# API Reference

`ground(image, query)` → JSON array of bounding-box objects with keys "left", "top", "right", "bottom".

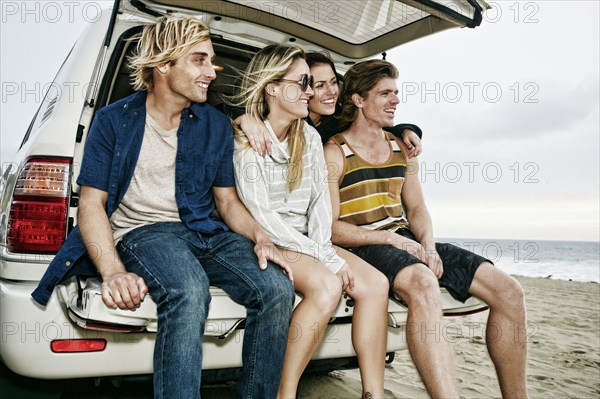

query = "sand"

[{"left": 293, "top": 276, "right": 600, "bottom": 398}]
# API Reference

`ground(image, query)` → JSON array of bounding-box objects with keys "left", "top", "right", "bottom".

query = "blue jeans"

[{"left": 117, "top": 222, "right": 295, "bottom": 399}]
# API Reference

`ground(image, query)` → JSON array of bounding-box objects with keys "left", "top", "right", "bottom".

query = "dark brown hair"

[{"left": 337, "top": 60, "right": 398, "bottom": 129}]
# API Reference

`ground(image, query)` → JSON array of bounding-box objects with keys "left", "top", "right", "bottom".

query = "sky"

[{"left": 1, "top": 0, "right": 598, "bottom": 242}]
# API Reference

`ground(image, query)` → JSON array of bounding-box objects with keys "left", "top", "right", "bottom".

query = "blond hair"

[
  {"left": 129, "top": 16, "right": 211, "bottom": 92},
  {"left": 337, "top": 60, "right": 399, "bottom": 129},
  {"left": 232, "top": 45, "right": 307, "bottom": 191}
]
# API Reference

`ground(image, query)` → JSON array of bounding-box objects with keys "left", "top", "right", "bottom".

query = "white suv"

[{"left": 0, "top": 0, "right": 489, "bottom": 380}]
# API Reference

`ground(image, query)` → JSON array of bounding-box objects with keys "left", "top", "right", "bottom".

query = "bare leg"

[
  {"left": 469, "top": 262, "right": 528, "bottom": 398},
  {"left": 277, "top": 250, "right": 342, "bottom": 399},
  {"left": 393, "top": 263, "right": 459, "bottom": 399},
  {"left": 338, "top": 248, "right": 389, "bottom": 398}
]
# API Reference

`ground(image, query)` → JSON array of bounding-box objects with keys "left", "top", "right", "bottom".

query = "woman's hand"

[
  {"left": 336, "top": 263, "right": 355, "bottom": 292},
  {"left": 235, "top": 114, "right": 272, "bottom": 157},
  {"left": 253, "top": 234, "right": 294, "bottom": 282},
  {"left": 402, "top": 129, "right": 422, "bottom": 159}
]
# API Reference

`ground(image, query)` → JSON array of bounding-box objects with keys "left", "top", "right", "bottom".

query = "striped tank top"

[{"left": 330, "top": 131, "right": 409, "bottom": 232}]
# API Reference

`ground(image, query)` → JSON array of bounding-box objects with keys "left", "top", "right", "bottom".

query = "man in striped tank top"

[{"left": 324, "top": 60, "right": 528, "bottom": 399}]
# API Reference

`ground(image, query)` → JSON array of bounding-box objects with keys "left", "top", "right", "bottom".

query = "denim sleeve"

[
  {"left": 76, "top": 110, "right": 114, "bottom": 192},
  {"left": 212, "top": 123, "right": 236, "bottom": 187}
]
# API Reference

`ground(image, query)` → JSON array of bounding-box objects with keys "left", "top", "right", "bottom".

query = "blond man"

[{"left": 33, "top": 17, "right": 294, "bottom": 398}]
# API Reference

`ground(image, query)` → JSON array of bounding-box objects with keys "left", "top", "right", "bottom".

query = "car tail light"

[
  {"left": 51, "top": 339, "right": 106, "bottom": 353},
  {"left": 7, "top": 158, "right": 72, "bottom": 253}
]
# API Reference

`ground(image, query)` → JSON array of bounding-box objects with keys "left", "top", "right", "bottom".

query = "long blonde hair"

[
  {"left": 232, "top": 44, "right": 307, "bottom": 191},
  {"left": 129, "top": 16, "right": 211, "bottom": 92}
]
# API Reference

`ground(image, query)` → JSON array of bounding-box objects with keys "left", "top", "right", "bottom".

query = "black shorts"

[{"left": 349, "top": 229, "right": 490, "bottom": 303}]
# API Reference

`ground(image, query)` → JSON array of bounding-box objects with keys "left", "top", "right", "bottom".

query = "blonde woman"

[{"left": 231, "top": 45, "right": 389, "bottom": 399}]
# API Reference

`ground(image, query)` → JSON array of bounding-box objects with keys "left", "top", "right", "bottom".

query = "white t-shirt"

[{"left": 110, "top": 114, "right": 180, "bottom": 243}]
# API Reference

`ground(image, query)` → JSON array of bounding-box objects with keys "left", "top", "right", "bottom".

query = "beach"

[
  {"left": 192, "top": 276, "right": 600, "bottom": 398},
  {"left": 295, "top": 276, "right": 600, "bottom": 399},
  {"left": 2, "top": 276, "right": 599, "bottom": 398}
]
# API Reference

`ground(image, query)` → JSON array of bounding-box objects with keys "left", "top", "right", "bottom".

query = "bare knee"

[
  {"left": 492, "top": 275, "right": 525, "bottom": 312},
  {"left": 506, "top": 276, "right": 525, "bottom": 301},
  {"left": 372, "top": 272, "right": 390, "bottom": 302},
  {"left": 304, "top": 274, "right": 342, "bottom": 315},
  {"left": 350, "top": 270, "right": 389, "bottom": 303},
  {"left": 393, "top": 264, "right": 440, "bottom": 307}
]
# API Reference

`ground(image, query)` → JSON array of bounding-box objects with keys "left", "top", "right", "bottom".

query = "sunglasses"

[{"left": 278, "top": 74, "right": 314, "bottom": 92}]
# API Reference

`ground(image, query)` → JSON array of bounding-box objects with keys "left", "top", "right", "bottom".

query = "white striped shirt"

[{"left": 234, "top": 121, "right": 344, "bottom": 273}]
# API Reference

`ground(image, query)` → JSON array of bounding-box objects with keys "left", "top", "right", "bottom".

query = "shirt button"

[
  {"left": 65, "top": 261, "right": 71, "bottom": 266},
  {"left": 189, "top": 115, "right": 193, "bottom": 118}
]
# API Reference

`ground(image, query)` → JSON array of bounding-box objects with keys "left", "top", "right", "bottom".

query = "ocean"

[{"left": 438, "top": 238, "right": 600, "bottom": 283}]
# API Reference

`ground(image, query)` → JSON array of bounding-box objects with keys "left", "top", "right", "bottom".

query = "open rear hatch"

[{"left": 122, "top": 0, "right": 490, "bottom": 59}]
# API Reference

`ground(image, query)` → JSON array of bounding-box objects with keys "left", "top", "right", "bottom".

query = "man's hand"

[
  {"left": 236, "top": 114, "right": 272, "bottom": 157},
  {"left": 254, "top": 239, "right": 294, "bottom": 282},
  {"left": 101, "top": 271, "right": 148, "bottom": 310},
  {"left": 336, "top": 263, "right": 355, "bottom": 292},
  {"left": 386, "top": 232, "right": 444, "bottom": 278},
  {"left": 402, "top": 129, "right": 422, "bottom": 159},
  {"left": 423, "top": 245, "right": 444, "bottom": 279},
  {"left": 385, "top": 231, "right": 427, "bottom": 263}
]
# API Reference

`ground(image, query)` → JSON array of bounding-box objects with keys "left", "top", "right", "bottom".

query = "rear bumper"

[
  {"left": 1, "top": 274, "right": 487, "bottom": 379},
  {"left": 1, "top": 280, "right": 154, "bottom": 378},
  {"left": 0, "top": 280, "right": 409, "bottom": 379}
]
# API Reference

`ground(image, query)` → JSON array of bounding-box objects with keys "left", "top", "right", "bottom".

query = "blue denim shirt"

[{"left": 32, "top": 91, "right": 235, "bottom": 306}]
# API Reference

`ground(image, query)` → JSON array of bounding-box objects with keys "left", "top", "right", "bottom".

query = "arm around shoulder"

[{"left": 385, "top": 123, "right": 422, "bottom": 140}]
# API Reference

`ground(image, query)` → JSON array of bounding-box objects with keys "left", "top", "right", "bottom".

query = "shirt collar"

[
  {"left": 123, "top": 90, "right": 148, "bottom": 110},
  {"left": 189, "top": 101, "right": 207, "bottom": 119},
  {"left": 126, "top": 91, "right": 206, "bottom": 119}
]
